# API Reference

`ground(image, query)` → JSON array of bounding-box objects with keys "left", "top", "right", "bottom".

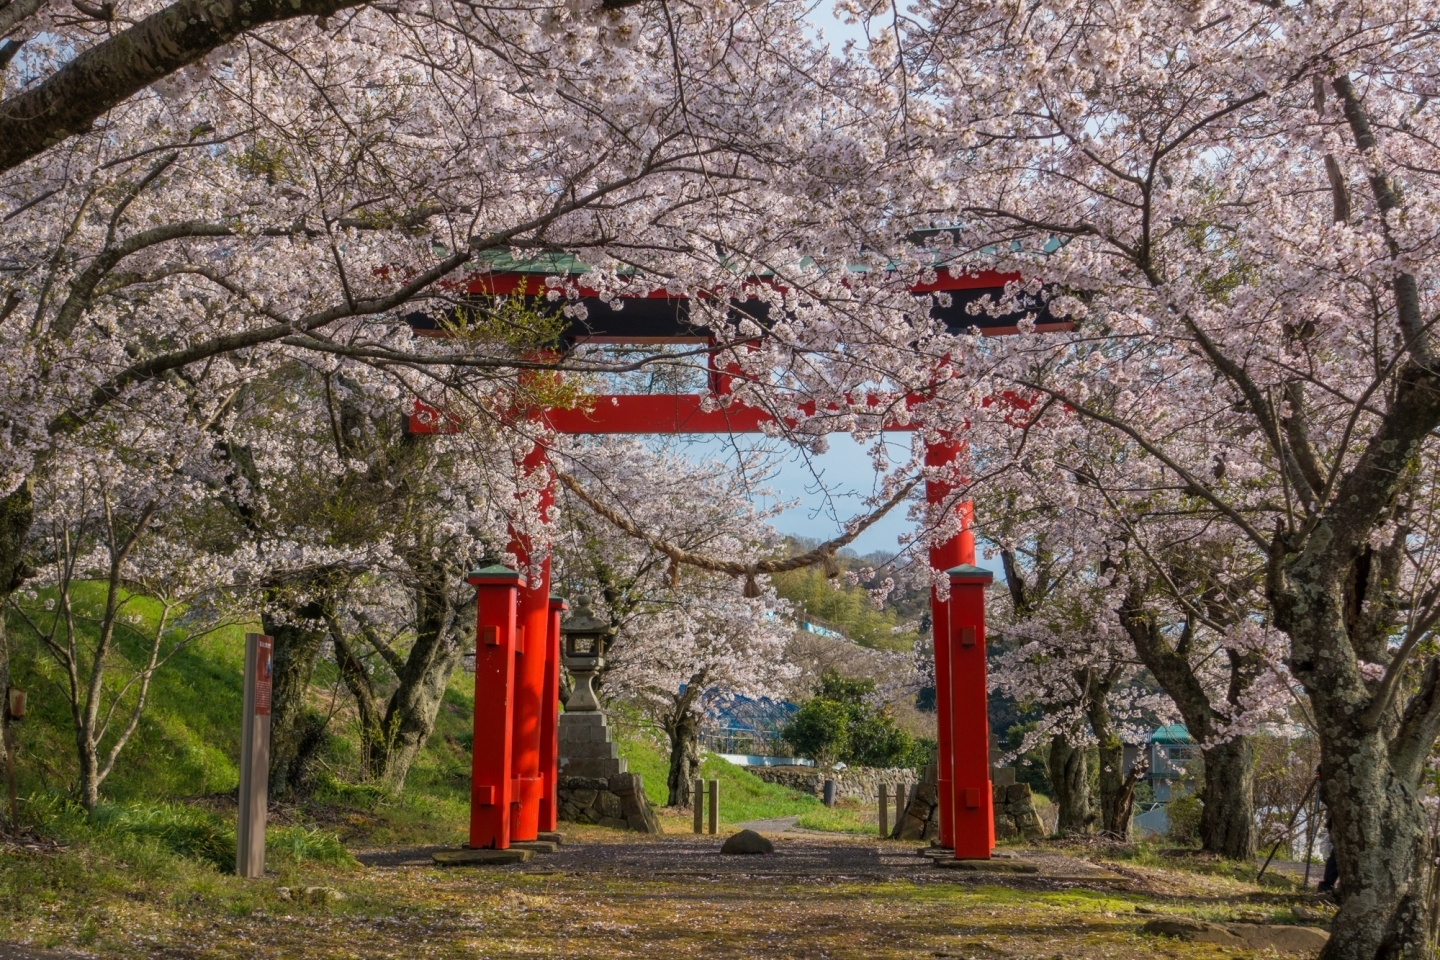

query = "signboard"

[{"left": 237, "top": 633, "right": 273, "bottom": 878}]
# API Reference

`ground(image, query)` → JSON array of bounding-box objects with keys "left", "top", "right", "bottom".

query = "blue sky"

[{"left": 677, "top": 433, "right": 919, "bottom": 557}]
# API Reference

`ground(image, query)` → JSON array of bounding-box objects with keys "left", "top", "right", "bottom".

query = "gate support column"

[
  {"left": 947, "top": 563, "right": 994, "bottom": 859},
  {"left": 925, "top": 438, "right": 973, "bottom": 850},
  {"left": 508, "top": 442, "right": 553, "bottom": 842},
  {"left": 539, "top": 595, "right": 567, "bottom": 832},
  {"left": 468, "top": 565, "right": 521, "bottom": 850}
]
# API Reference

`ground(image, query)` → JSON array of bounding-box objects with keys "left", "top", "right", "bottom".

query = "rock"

[
  {"left": 720, "top": 829, "right": 775, "bottom": 855},
  {"left": 1229, "top": 924, "right": 1331, "bottom": 953},
  {"left": 1292, "top": 905, "right": 1325, "bottom": 922},
  {"left": 303, "top": 886, "right": 345, "bottom": 903},
  {"left": 599, "top": 792, "right": 625, "bottom": 820},
  {"left": 570, "top": 788, "right": 598, "bottom": 808},
  {"left": 1141, "top": 918, "right": 1244, "bottom": 946},
  {"left": 1006, "top": 783, "right": 1031, "bottom": 802},
  {"left": 275, "top": 887, "right": 292, "bottom": 901},
  {"left": 598, "top": 816, "right": 630, "bottom": 830},
  {"left": 1141, "top": 919, "right": 1329, "bottom": 953},
  {"left": 536, "top": 831, "right": 564, "bottom": 845}
]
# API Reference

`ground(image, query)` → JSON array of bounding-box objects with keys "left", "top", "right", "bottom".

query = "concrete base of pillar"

[
  {"left": 509, "top": 840, "right": 559, "bottom": 853},
  {"left": 536, "top": 831, "right": 564, "bottom": 845},
  {"left": 433, "top": 848, "right": 535, "bottom": 866},
  {"left": 934, "top": 858, "right": 1039, "bottom": 873}
]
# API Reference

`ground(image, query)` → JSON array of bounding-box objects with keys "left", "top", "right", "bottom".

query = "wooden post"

[
  {"left": 708, "top": 779, "right": 719, "bottom": 835},
  {"left": 878, "top": 783, "right": 889, "bottom": 838},
  {"left": 694, "top": 778, "right": 705, "bottom": 834},
  {"left": 236, "top": 633, "right": 273, "bottom": 878}
]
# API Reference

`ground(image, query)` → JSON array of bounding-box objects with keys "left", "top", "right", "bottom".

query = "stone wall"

[
  {"left": 891, "top": 779, "right": 1045, "bottom": 843},
  {"left": 557, "top": 772, "right": 662, "bottom": 834},
  {"left": 746, "top": 764, "right": 919, "bottom": 805}
]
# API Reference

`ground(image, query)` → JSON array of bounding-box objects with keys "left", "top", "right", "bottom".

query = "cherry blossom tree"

[
  {"left": 552, "top": 437, "right": 796, "bottom": 806},
  {"left": 880, "top": 1, "right": 1440, "bottom": 952}
]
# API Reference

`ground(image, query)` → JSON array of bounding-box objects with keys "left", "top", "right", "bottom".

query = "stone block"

[
  {"left": 1006, "top": 782, "right": 1031, "bottom": 802},
  {"left": 433, "top": 848, "right": 534, "bottom": 866},
  {"left": 915, "top": 782, "right": 938, "bottom": 804},
  {"left": 536, "top": 831, "right": 564, "bottom": 845},
  {"left": 894, "top": 813, "right": 927, "bottom": 841},
  {"left": 934, "top": 857, "right": 1039, "bottom": 873},
  {"left": 558, "top": 757, "right": 628, "bottom": 778},
  {"left": 598, "top": 816, "right": 630, "bottom": 830},
  {"left": 994, "top": 819, "right": 1018, "bottom": 840},
  {"left": 570, "top": 788, "right": 598, "bottom": 808},
  {"left": 993, "top": 767, "right": 1017, "bottom": 788},
  {"left": 559, "top": 776, "right": 609, "bottom": 791},
  {"left": 599, "top": 792, "right": 625, "bottom": 820},
  {"left": 562, "top": 740, "right": 620, "bottom": 759},
  {"left": 609, "top": 772, "right": 641, "bottom": 795},
  {"left": 559, "top": 712, "right": 607, "bottom": 728},
  {"left": 509, "top": 840, "right": 558, "bottom": 854}
]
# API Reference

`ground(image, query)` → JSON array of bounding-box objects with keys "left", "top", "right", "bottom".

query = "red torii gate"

[{"left": 409, "top": 263, "right": 1062, "bottom": 860}]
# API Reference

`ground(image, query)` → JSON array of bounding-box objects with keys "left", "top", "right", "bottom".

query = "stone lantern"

[{"left": 559, "top": 601, "right": 613, "bottom": 713}]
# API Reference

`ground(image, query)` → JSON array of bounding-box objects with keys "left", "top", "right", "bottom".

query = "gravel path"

[{"left": 356, "top": 830, "right": 1128, "bottom": 886}]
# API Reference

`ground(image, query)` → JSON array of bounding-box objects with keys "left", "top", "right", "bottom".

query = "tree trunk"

[
  {"left": 77, "top": 730, "right": 99, "bottom": 812},
  {"left": 372, "top": 568, "right": 466, "bottom": 791},
  {"left": 665, "top": 708, "right": 701, "bottom": 808},
  {"left": 1120, "top": 595, "right": 1258, "bottom": 859},
  {"left": 1199, "top": 735, "right": 1256, "bottom": 861},
  {"left": 0, "top": 481, "right": 33, "bottom": 814},
  {"left": 1089, "top": 706, "right": 1135, "bottom": 839},
  {"left": 1047, "top": 733, "right": 1091, "bottom": 834},
  {"left": 1316, "top": 726, "right": 1429, "bottom": 960},
  {"left": 263, "top": 604, "right": 330, "bottom": 798}
]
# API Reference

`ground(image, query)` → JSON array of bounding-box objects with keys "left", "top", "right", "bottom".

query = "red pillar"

[
  {"left": 538, "top": 595, "right": 567, "bottom": 833},
  {"left": 926, "top": 439, "right": 965, "bottom": 850},
  {"left": 948, "top": 561, "right": 993, "bottom": 859},
  {"left": 508, "top": 442, "right": 553, "bottom": 842},
  {"left": 468, "top": 565, "right": 521, "bottom": 850}
]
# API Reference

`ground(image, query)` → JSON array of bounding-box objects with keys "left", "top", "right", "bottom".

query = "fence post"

[
  {"left": 708, "top": 779, "right": 719, "bottom": 835},
  {"left": 878, "top": 783, "right": 889, "bottom": 838},
  {"left": 694, "top": 777, "right": 704, "bottom": 834}
]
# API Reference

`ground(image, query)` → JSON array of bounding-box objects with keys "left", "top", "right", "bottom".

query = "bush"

[
  {"left": 783, "top": 672, "right": 921, "bottom": 769},
  {"left": 1166, "top": 792, "right": 1203, "bottom": 847},
  {"left": 784, "top": 698, "right": 851, "bottom": 765}
]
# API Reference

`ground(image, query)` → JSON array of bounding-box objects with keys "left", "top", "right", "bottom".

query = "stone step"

[
  {"left": 558, "top": 757, "right": 628, "bottom": 778},
  {"left": 559, "top": 740, "right": 619, "bottom": 759},
  {"left": 558, "top": 712, "right": 608, "bottom": 728},
  {"left": 558, "top": 723, "right": 613, "bottom": 743}
]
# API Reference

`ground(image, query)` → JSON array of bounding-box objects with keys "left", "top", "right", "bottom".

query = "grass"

[
  {"left": 0, "top": 822, "right": 1329, "bottom": 959},
  {"left": 608, "top": 724, "right": 881, "bottom": 833}
]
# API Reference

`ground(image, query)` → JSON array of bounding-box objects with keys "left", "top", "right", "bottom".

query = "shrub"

[
  {"left": 783, "top": 672, "right": 921, "bottom": 769},
  {"left": 1166, "top": 792, "right": 1203, "bottom": 847}
]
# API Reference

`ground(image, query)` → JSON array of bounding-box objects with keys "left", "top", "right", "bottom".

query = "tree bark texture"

[
  {"left": 665, "top": 708, "right": 701, "bottom": 808},
  {"left": 1047, "top": 734, "right": 1091, "bottom": 834},
  {"left": 263, "top": 604, "right": 330, "bottom": 798},
  {"left": 1199, "top": 736, "right": 1256, "bottom": 861},
  {"left": 663, "top": 676, "right": 705, "bottom": 808},
  {"left": 0, "top": 0, "right": 360, "bottom": 174},
  {"left": 1086, "top": 685, "right": 1137, "bottom": 840}
]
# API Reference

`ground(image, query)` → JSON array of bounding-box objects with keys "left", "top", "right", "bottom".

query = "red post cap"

[
  {"left": 946, "top": 564, "right": 995, "bottom": 584},
  {"left": 468, "top": 564, "right": 522, "bottom": 585}
]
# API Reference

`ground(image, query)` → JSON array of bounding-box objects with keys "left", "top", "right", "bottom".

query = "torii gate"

[{"left": 407, "top": 262, "right": 1063, "bottom": 860}]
